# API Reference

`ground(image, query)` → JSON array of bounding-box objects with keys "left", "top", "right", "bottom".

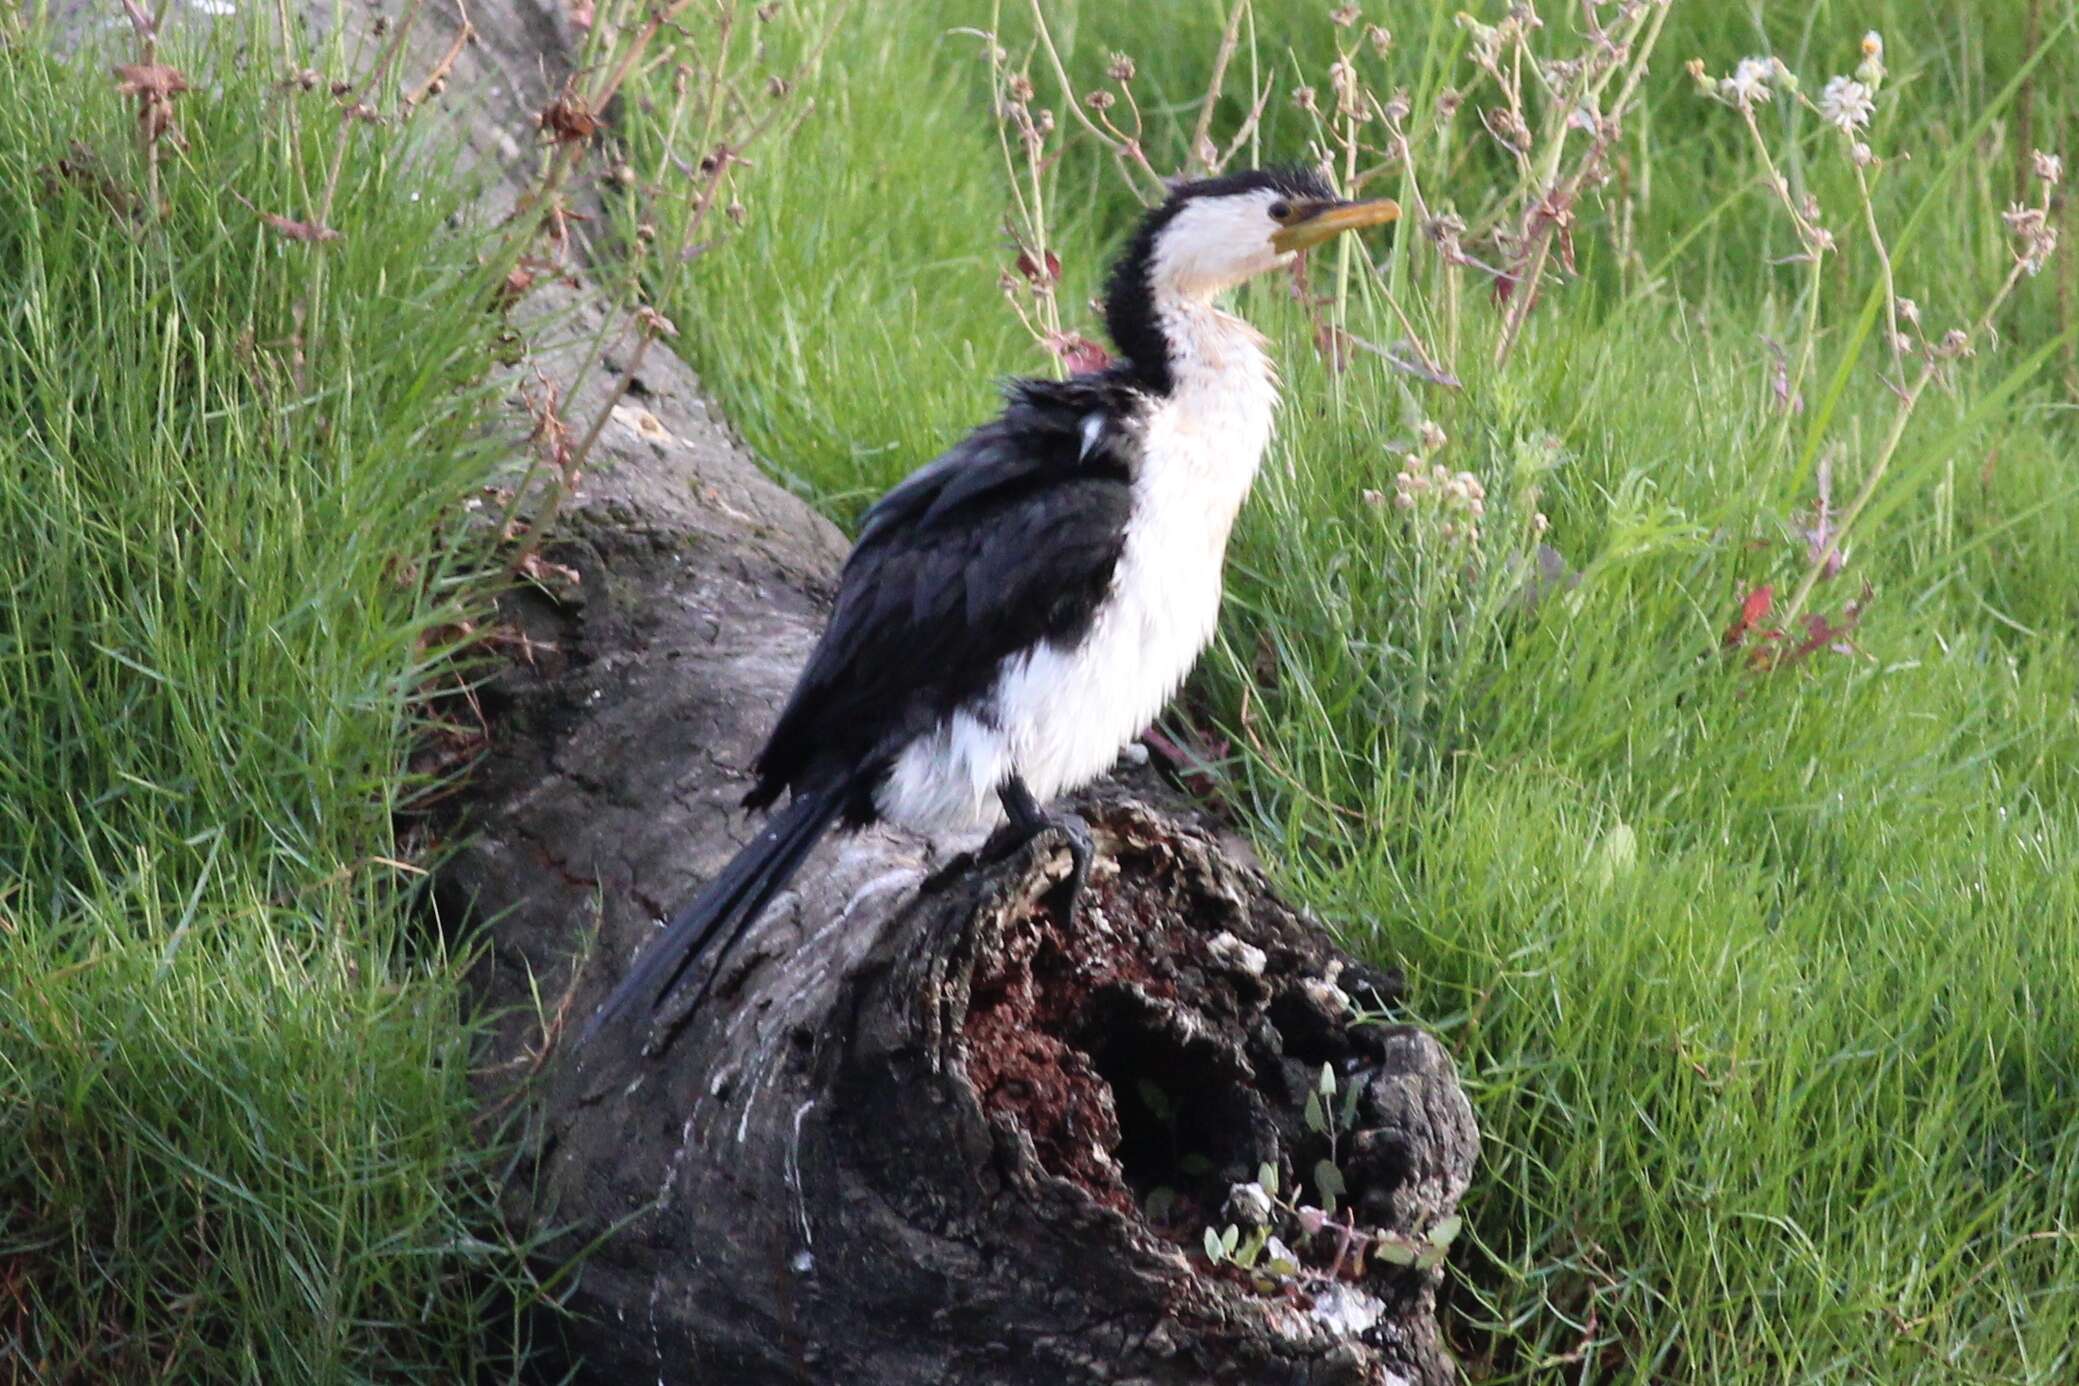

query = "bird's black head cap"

[{"left": 1103, "top": 166, "right": 1336, "bottom": 394}]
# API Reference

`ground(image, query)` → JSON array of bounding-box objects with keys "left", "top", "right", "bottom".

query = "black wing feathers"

[{"left": 747, "top": 373, "right": 1142, "bottom": 813}]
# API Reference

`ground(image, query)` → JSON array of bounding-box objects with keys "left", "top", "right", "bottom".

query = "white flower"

[
  {"left": 1818, "top": 76, "right": 1874, "bottom": 133},
  {"left": 1720, "top": 56, "right": 1774, "bottom": 110}
]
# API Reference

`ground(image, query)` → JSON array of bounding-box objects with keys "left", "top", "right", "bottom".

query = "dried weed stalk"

[
  {"left": 1694, "top": 33, "right": 2063, "bottom": 657},
  {"left": 498, "top": 0, "right": 847, "bottom": 574}
]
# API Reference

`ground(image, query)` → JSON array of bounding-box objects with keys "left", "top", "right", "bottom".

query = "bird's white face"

[{"left": 1147, "top": 187, "right": 1399, "bottom": 301}]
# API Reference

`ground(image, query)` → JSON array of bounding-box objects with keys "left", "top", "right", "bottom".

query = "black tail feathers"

[{"left": 578, "top": 786, "right": 844, "bottom": 1046}]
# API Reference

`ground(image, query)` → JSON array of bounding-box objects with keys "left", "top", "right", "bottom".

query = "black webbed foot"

[{"left": 993, "top": 776, "right": 1094, "bottom": 922}]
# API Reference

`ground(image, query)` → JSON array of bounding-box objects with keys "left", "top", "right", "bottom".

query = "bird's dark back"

[{"left": 745, "top": 372, "right": 1145, "bottom": 820}]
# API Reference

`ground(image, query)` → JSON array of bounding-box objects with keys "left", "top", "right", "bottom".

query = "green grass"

[
  {"left": 0, "top": 28, "right": 530, "bottom": 1382},
  {"left": 640, "top": 1, "right": 2079, "bottom": 1380}
]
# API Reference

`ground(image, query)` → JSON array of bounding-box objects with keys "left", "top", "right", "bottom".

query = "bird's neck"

[
  {"left": 1132, "top": 295, "right": 1279, "bottom": 542},
  {"left": 1151, "top": 294, "right": 1275, "bottom": 396}
]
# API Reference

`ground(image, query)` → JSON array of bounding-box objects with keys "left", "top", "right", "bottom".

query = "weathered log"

[
  {"left": 57, "top": 0, "right": 1480, "bottom": 1376},
  {"left": 475, "top": 779, "right": 1478, "bottom": 1386}
]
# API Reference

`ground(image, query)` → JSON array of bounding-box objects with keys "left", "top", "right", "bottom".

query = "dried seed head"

[
  {"left": 1897, "top": 297, "right": 1920, "bottom": 326},
  {"left": 1483, "top": 105, "right": 1531, "bottom": 151},
  {"left": 1085, "top": 89, "right": 1115, "bottom": 112},
  {"left": 1330, "top": 58, "right": 1364, "bottom": 118},
  {"left": 1417, "top": 419, "right": 1447, "bottom": 453},
  {"left": 1331, "top": 3, "right": 1361, "bottom": 27},
  {"left": 1007, "top": 73, "right": 1034, "bottom": 103},
  {"left": 1850, "top": 140, "right": 1874, "bottom": 168},
  {"left": 1456, "top": 13, "right": 1500, "bottom": 69},
  {"left": 634, "top": 305, "right": 678, "bottom": 338},
  {"left": 1366, "top": 24, "right": 1392, "bottom": 55},
  {"left": 1855, "top": 30, "right": 1886, "bottom": 88},
  {"left": 1362, "top": 488, "right": 1385, "bottom": 507},
  {"left": 1293, "top": 85, "right": 1318, "bottom": 112},
  {"left": 2004, "top": 202, "right": 2059, "bottom": 275},
  {"left": 2033, "top": 149, "right": 2064, "bottom": 187},
  {"left": 1382, "top": 87, "right": 1411, "bottom": 123},
  {"left": 1106, "top": 52, "right": 1136, "bottom": 84},
  {"left": 726, "top": 199, "right": 747, "bottom": 226}
]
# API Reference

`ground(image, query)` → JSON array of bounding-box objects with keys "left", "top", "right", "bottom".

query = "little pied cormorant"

[{"left": 581, "top": 168, "right": 1398, "bottom": 1042}]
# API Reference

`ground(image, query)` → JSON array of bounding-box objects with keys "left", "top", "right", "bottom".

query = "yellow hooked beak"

[{"left": 1270, "top": 197, "right": 1401, "bottom": 255}]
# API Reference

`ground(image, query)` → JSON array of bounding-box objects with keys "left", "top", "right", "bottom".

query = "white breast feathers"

[{"left": 876, "top": 303, "right": 1279, "bottom": 835}]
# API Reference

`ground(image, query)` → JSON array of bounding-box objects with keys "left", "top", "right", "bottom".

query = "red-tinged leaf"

[
  {"left": 1043, "top": 331, "right": 1112, "bottom": 375},
  {"left": 1783, "top": 586, "right": 1872, "bottom": 665},
  {"left": 1014, "top": 248, "right": 1058, "bottom": 286},
  {"left": 540, "top": 95, "right": 599, "bottom": 144},
  {"left": 1724, "top": 585, "right": 1774, "bottom": 648}
]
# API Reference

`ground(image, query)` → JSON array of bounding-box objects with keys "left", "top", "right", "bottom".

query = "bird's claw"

[{"left": 984, "top": 806, "right": 1093, "bottom": 924}]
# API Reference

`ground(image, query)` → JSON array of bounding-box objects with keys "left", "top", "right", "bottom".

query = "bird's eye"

[{"left": 1268, "top": 201, "right": 1292, "bottom": 222}]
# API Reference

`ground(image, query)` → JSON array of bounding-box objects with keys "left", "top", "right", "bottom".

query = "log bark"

[
  {"left": 70, "top": 0, "right": 1480, "bottom": 1378},
  {"left": 476, "top": 784, "right": 1478, "bottom": 1386}
]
